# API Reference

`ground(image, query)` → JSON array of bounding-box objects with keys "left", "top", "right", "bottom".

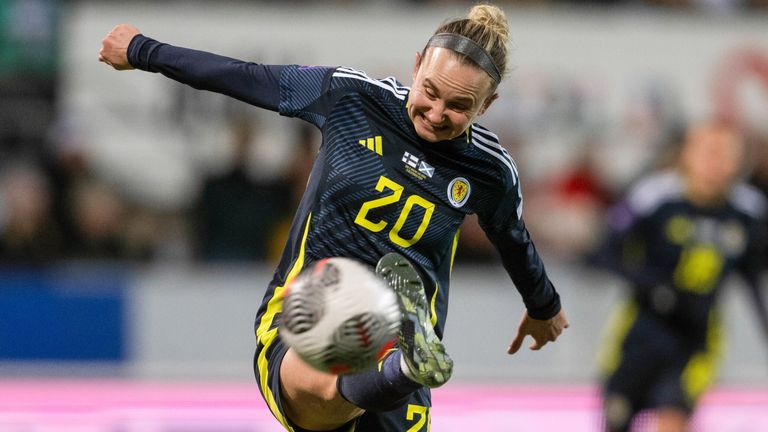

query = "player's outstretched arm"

[
  {"left": 507, "top": 309, "right": 569, "bottom": 354},
  {"left": 98, "top": 25, "right": 285, "bottom": 111},
  {"left": 99, "top": 24, "right": 140, "bottom": 70}
]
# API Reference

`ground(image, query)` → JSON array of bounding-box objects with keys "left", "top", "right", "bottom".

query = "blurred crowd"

[
  {"left": 4, "top": 78, "right": 768, "bottom": 268},
  {"left": 0, "top": 114, "right": 319, "bottom": 265},
  {"left": 2, "top": 0, "right": 768, "bottom": 267}
]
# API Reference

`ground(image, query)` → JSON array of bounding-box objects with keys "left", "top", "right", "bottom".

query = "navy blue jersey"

[
  {"left": 599, "top": 171, "right": 768, "bottom": 343},
  {"left": 267, "top": 64, "right": 559, "bottom": 336}
]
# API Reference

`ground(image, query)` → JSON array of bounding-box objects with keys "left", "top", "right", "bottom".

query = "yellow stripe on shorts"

[
  {"left": 682, "top": 310, "right": 724, "bottom": 403},
  {"left": 255, "top": 214, "right": 313, "bottom": 431},
  {"left": 597, "top": 300, "right": 639, "bottom": 375}
]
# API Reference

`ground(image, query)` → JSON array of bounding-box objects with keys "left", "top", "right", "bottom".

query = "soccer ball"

[{"left": 279, "top": 257, "right": 401, "bottom": 375}]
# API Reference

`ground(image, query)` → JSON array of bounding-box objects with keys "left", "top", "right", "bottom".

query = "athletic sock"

[
  {"left": 336, "top": 350, "right": 422, "bottom": 412},
  {"left": 399, "top": 351, "right": 417, "bottom": 382}
]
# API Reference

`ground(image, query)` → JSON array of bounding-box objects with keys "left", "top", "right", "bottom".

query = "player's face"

[
  {"left": 682, "top": 124, "right": 744, "bottom": 204},
  {"left": 408, "top": 47, "right": 498, "bottom": 143}
]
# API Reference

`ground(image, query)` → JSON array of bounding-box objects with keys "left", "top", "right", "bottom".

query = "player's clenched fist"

[{"left": 99, "top": 24, "right": 140, "bottom": 70}]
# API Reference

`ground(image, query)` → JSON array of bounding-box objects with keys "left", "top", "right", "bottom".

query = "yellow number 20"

[{"left": 354, "top": 176, "right": 435, "bottom": 248}]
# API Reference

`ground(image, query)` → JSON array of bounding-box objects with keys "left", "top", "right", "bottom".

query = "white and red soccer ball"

[{"left": 279, "top": 257, "right": 401, "bottom": 374}]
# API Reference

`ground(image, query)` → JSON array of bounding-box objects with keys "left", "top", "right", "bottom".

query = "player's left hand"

[{"left": 507, "top": 309, "right": 569, "bottom": 354}]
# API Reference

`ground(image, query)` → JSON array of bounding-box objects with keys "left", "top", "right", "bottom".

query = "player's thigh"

[
  {"left": 254, "top": 336, "right": 360, "bottom": 431},
  {"left": 280, "top": 348, "right": 362, "bottom": 428}
]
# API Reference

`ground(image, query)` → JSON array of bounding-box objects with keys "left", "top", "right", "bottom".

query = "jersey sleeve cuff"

[
  {"left": 525, "top": 292, "right": 561, "bottom": 320},
  {"left": 127, "top": 34, "right": 164, "bottom": 72}
]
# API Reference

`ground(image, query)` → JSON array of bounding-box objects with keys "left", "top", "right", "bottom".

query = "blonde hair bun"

[{"left": 468, "top": 4, "right": 510, "bottom": 42}]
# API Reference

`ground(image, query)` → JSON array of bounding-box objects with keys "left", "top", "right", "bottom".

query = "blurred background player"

[
  {"left": 98, "top": 3, "right": 568, "bottom": 432},
  {"left": 594, "top": 120, "right": 768, "bottom": 432}
]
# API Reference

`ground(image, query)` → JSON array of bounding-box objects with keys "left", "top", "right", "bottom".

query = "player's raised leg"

[
  {"left": 334, "top": 253, "right": 453, "bottom": 415},
  {"left": 278, "top": 254, "right": 448, "bottom": 430},
  {"left": 375, "top": 252, "right": 453, "bottom": 388}
]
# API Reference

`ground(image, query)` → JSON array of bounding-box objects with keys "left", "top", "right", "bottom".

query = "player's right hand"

[
  {"left": 99, "top": 24, "right": 140, "bottom": 70},
  {"left": 507, "top": 309, "right": 569, "bottom": 354}
]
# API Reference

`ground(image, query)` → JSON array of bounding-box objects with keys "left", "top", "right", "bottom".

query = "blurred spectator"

[
  {"left": 263, "top": 123, "right": 321, "bottom": 261},
  {"left": 286, "top": 123, "right": 320, "bottom": 209},
  {"left": 42, "top": 118, "right": 91, "bottom": 256},
  {"left": 596, "top": 79, "right": 685, "bottom": 194},
  {"left": 40, "top": 115, "right": 159, "bottom": 262},
  {"left": 192, "top": 118, "right": 292, "bottom": 262},
  {"left": 526, "top": 138, "right": 614, "bottom": 260},
  {"left": 0, "top": 164, "right": 62, "bottom": 264},
  {"left": 257, "top": 123, "right": 322, "bottom": 263},
  {"left": 67, "top": 178, "right": 128, "bottom": 260}
]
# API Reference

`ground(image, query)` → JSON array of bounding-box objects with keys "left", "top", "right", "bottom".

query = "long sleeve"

[
  {"left": 479, "top": 187, "right": 561, "bottom": 321},
  {"left": 487, "top": 218, "right": 561, "bottom": 320},
  {"left": 127, "top": 34, "right": 284, "bottom": 111}
]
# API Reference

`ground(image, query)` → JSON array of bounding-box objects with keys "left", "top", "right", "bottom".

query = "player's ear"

[
  {"left": 478, "top": 93, "right": 499, "bottom": 116},
  {"left": 413, "top": 51, "right": 422, "bottom": 81}
]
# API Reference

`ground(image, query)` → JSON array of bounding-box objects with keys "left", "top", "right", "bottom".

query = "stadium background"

[{"left": 1, "top": 0, "right": 767, "bottom": 430}]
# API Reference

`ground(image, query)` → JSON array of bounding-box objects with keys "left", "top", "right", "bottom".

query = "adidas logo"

[{"left": 359, "top": 136, "right": 383, "bottom": 156}]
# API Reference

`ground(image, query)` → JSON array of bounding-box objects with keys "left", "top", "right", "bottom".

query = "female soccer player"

[
  {"left": 99, "top": 4, "right": 569, "bottom": 431},
  {"left": 596, "top": 121, "right": 768, "bottom": 432}
]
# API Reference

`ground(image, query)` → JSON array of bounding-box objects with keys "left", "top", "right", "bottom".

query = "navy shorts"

[{"left": 599, "top": 301, "right": 723, "bottom": 416}]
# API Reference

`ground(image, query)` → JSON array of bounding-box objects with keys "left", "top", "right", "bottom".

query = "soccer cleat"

[{"left": 375, "top": 252, "right": 453, "bottom": 388}]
